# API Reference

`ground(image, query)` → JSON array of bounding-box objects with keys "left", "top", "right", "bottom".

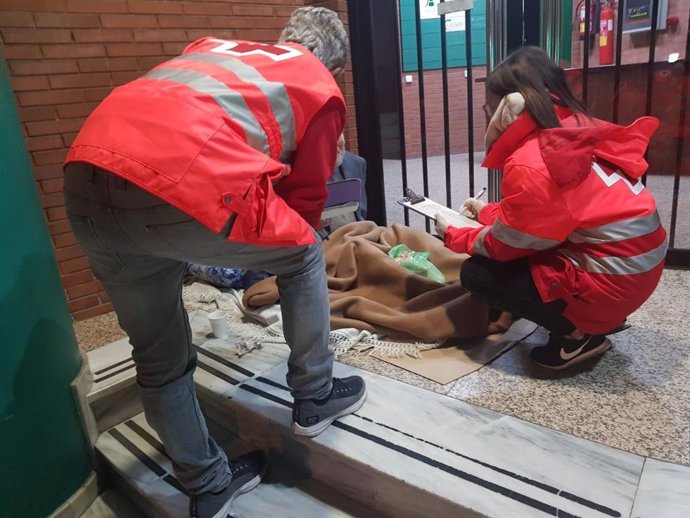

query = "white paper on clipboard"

[{"left": 398, "top": 197, "right": 482, "bottom": 229}]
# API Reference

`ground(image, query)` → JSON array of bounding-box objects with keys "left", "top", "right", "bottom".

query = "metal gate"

[{"left": 348, "top": 0, "right": 690, "bottom": 268}]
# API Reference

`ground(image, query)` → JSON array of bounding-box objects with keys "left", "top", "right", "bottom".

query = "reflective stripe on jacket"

[
  {"left": 445, "top": 108, "right": 666, "bottom": 333},
  {"left": 66, "top": 38, "right": 346, "bottom": 247}
]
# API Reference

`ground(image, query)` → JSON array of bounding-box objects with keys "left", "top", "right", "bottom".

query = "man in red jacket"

[
  {"left": 437, "top": 47, "right": 666, "bottom": 371},
  {"left": 63, "top": 8, "right": 366, "bottom": 517}
]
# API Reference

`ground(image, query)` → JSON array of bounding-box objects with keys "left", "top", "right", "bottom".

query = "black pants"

[{"left": 461, "top": 256, "right": 576, "bottom": 336}]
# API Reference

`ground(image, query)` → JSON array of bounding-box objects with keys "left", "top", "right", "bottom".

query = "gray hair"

[{"left": 279, "top": 7, "right": 349, "bottom": 72}]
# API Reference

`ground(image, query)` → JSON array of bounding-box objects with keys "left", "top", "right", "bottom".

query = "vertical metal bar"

[
  {"left": 669, "top": 76, "right": 687, "bottom": 248},
  {"left": 645, "top": 0, "right": 660, "bottom": 116},
  {"left": 465, "top": 7, "right": 475, "bottom": 198},
  {"left": 668, "top": 7, "right": 690, "bottom": 248},
  {"left": 440, "top": 4, "right": 452, "bottom": 208},
  {"left": 413, "top": 0, "right": 430, "bottom": 231},
  {"left": 582, "top": 0, "right": 591, "bottom": 106},
  {"left": 612, "top": 0, "right": 625, "bottom": 123},
  {"left": 642, "top": 0, "right": 660, "bottom": 186},
  {"left": 486, "top": 0, "right": 507, "bottom": 70},
  {"left": 395, "top": 2, "right": 410, "bottom": 226},
  {"left": 347, "top": 0, "right": 387, "bottom": 225},
  {"left": 554, "top": 1, "right": 562, "bottom": 62},
  {"left": 486, "top": 0, "right": 507, "bottom": 202}
]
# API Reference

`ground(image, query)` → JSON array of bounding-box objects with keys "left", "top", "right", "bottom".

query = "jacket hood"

[{"left": 482, "top": 107, "right": 659, "bottom": 187}]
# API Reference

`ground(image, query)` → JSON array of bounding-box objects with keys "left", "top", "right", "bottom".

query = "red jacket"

[
  {"left": 445, "top": 107, "right": 667, "bottom": 334},
  {"left": 65, "top": 38, "right": 346, "bottom": 247}
]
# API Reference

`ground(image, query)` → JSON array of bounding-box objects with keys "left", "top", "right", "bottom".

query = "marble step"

[
  {"left": 86, "top": 337, "right": 141, "bottom": 433},
  {"left": 184, "top": 309, "right": 650, "bottom": 517},
  {"left": 80, "top": 488, "right": 147, "bottom": 518},
  {"left": 85, "top": 310, "right": 207, "bottom": 433},
  {"left": 195, "top": 358, "right": 650, "bottom": 518},
  {"left": 89, "top": 308, "right": 690, "bottom": 518},
  {"left": 96, "top": 412, "right": 385, "bottom": 518}
]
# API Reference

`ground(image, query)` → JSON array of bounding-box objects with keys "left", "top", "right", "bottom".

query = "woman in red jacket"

[{"left": 436, "top": 47, "right": 667, "bottom": 370}]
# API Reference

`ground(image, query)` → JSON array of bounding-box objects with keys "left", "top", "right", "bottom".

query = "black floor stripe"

[
  {"left": 93, "top": 356, "right": 133, "bottom": 375},
  {"left": 239, "top": 384, "right": 292, "bottom": 408},
  {"left": 559, "top": 490, "right": 618, "bottom": 515},
  {"left": 333, "top": 420, "right": 581, "bottom": 518},
  {"left": 197, "top": 361, "right": 240, "bottom": 385},
  {"left": 355, "top": 414, "right": 554, "bottom": 492},
  {"left": 352, "top": 415, "right": 618, "bottom": 516},
  {"left": 121, "top": 420, "right": 188, "bottom": 495},
  {"left": 248, "top": 379, "right": 620, "bottom": 518},
  {"left": 255, "top": 376, "right": 293, "bottom": 392},
  {"left": 94, "top": 362, "right": 136, "bottom": 384},
  {"left": 254, "top": 379, "right": 563, "bottom": 495},
  {"left": 163, "top": 474, "right": 187, "bottom": 495},
  {"left": 124, "top": 420, "right": 166, "bottom": 457},
  {"left": 108, "top": 428, "right": 187, "bottom": 496},
  {"left": 109, "top": 428, "right": 165, "bottom": 476},
  {"left": 194, "top": 345, "right": 255, "bottom": 377}
]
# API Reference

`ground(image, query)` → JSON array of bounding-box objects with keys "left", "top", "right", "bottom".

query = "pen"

[
  {"left": 460, "top": 186, "right": 487, "bottom": 219},
  {"left": 473, "top": 187, "right": 487, "bottom": 200}
]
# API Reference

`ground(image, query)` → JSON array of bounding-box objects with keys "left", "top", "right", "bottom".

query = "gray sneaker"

[
  {"left": 292, "top": 376, "right": 367, "bottom": 437},
  {"left": 189, "top": 450, "right": 267, "bottom": 518}
]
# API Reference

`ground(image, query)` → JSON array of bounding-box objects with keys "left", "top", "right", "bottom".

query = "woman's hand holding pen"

[{"left": 460, "top": 187, "right": 487, "bottom": 220}]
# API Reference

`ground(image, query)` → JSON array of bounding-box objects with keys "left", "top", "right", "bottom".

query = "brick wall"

[
  {"left": 0, "top": 0, "right": 357, "bottom": 320},
  {"left": 402, "top": 66, "right": 488, "bottom": 158}
]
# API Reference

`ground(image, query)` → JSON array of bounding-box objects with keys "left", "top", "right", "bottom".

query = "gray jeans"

[{"left": 64, "top": 163, "right": 333, "bottom": 494}]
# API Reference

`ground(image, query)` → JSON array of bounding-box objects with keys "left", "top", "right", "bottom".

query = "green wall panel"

[
  {"left": 400, "top": 0, "right": 487, "bottom": 71},
  {"left": 0, "top": 54, "right": 92, "bottom": 518}
]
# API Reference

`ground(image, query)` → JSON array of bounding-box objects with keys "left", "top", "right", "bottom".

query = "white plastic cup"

[{"left": 207, "top": 311, "right": 229, "bottom": 339}]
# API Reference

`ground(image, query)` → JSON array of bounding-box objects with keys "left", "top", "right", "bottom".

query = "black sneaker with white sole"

[
  {"left": 530, "top": 334, "right": 611, "bottom": 370},
  {"left": 189, "top": 450, "right": 267, "bottom": 518},
  {"left": 292, "top": 376, "right": 367, "bottom": 437}
]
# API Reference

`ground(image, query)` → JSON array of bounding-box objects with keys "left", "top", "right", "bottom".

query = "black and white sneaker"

[
  {"left": 189, "top": 450, "right": 267, "bottom": 518},
  {"left": 530, "top": 334, "right": 611, "bottom": 370},
  {"left": 292, "top": 376, "right": 367, "bottom": 437}
]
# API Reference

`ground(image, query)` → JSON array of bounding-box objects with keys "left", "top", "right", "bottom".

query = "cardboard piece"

[{"left": 373, "top": 319, "right": 538, "bottom": 385}]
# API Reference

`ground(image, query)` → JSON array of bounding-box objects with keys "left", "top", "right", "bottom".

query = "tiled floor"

[{"left": 74, "top": 311, "right": 126, "bottom": 352}]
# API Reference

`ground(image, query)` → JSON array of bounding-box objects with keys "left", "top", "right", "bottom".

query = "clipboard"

[{"left": 399, "top": 189, "right": 482, "bottom": 229}]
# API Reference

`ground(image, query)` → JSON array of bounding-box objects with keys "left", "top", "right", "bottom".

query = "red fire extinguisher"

[
  {"left": 578, "top": 0, "right": 595, "bottom": 40},
  {"left": 599, "top": 2, "right": 614, "bottom": 65}
]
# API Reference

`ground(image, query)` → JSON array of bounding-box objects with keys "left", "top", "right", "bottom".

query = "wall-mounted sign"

[
  {"left": 419, "top": 0, "right": 466, "bottom": 31},
  {"left": 622, "top": 0, "right": 668, "bottom": 34},
  {"left": 419, "top": 0, "right": 438, "bottom": 19},
  {"left": 445, "top": 12, "right": 466, "bottom": 32}
]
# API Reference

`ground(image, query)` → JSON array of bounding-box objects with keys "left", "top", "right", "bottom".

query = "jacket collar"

[
  {"left": 481, "top": 110, "right": 541, "bottom": 170},
  {"left": 481, "top": 107, "right": 659, "bottom": 187}
]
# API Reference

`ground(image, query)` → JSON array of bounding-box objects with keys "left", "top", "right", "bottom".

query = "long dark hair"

[{"left": 486, "top": 46, "right": 589, "bottom": 128}]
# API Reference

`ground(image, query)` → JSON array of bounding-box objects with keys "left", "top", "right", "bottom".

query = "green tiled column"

[{"left": 0, "top": 55, "right": 92, "bottom": 517}]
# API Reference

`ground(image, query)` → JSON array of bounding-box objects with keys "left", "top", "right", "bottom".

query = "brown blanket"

[{"left": 243, "top": 222, "right": 491, "bottom": 342}]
